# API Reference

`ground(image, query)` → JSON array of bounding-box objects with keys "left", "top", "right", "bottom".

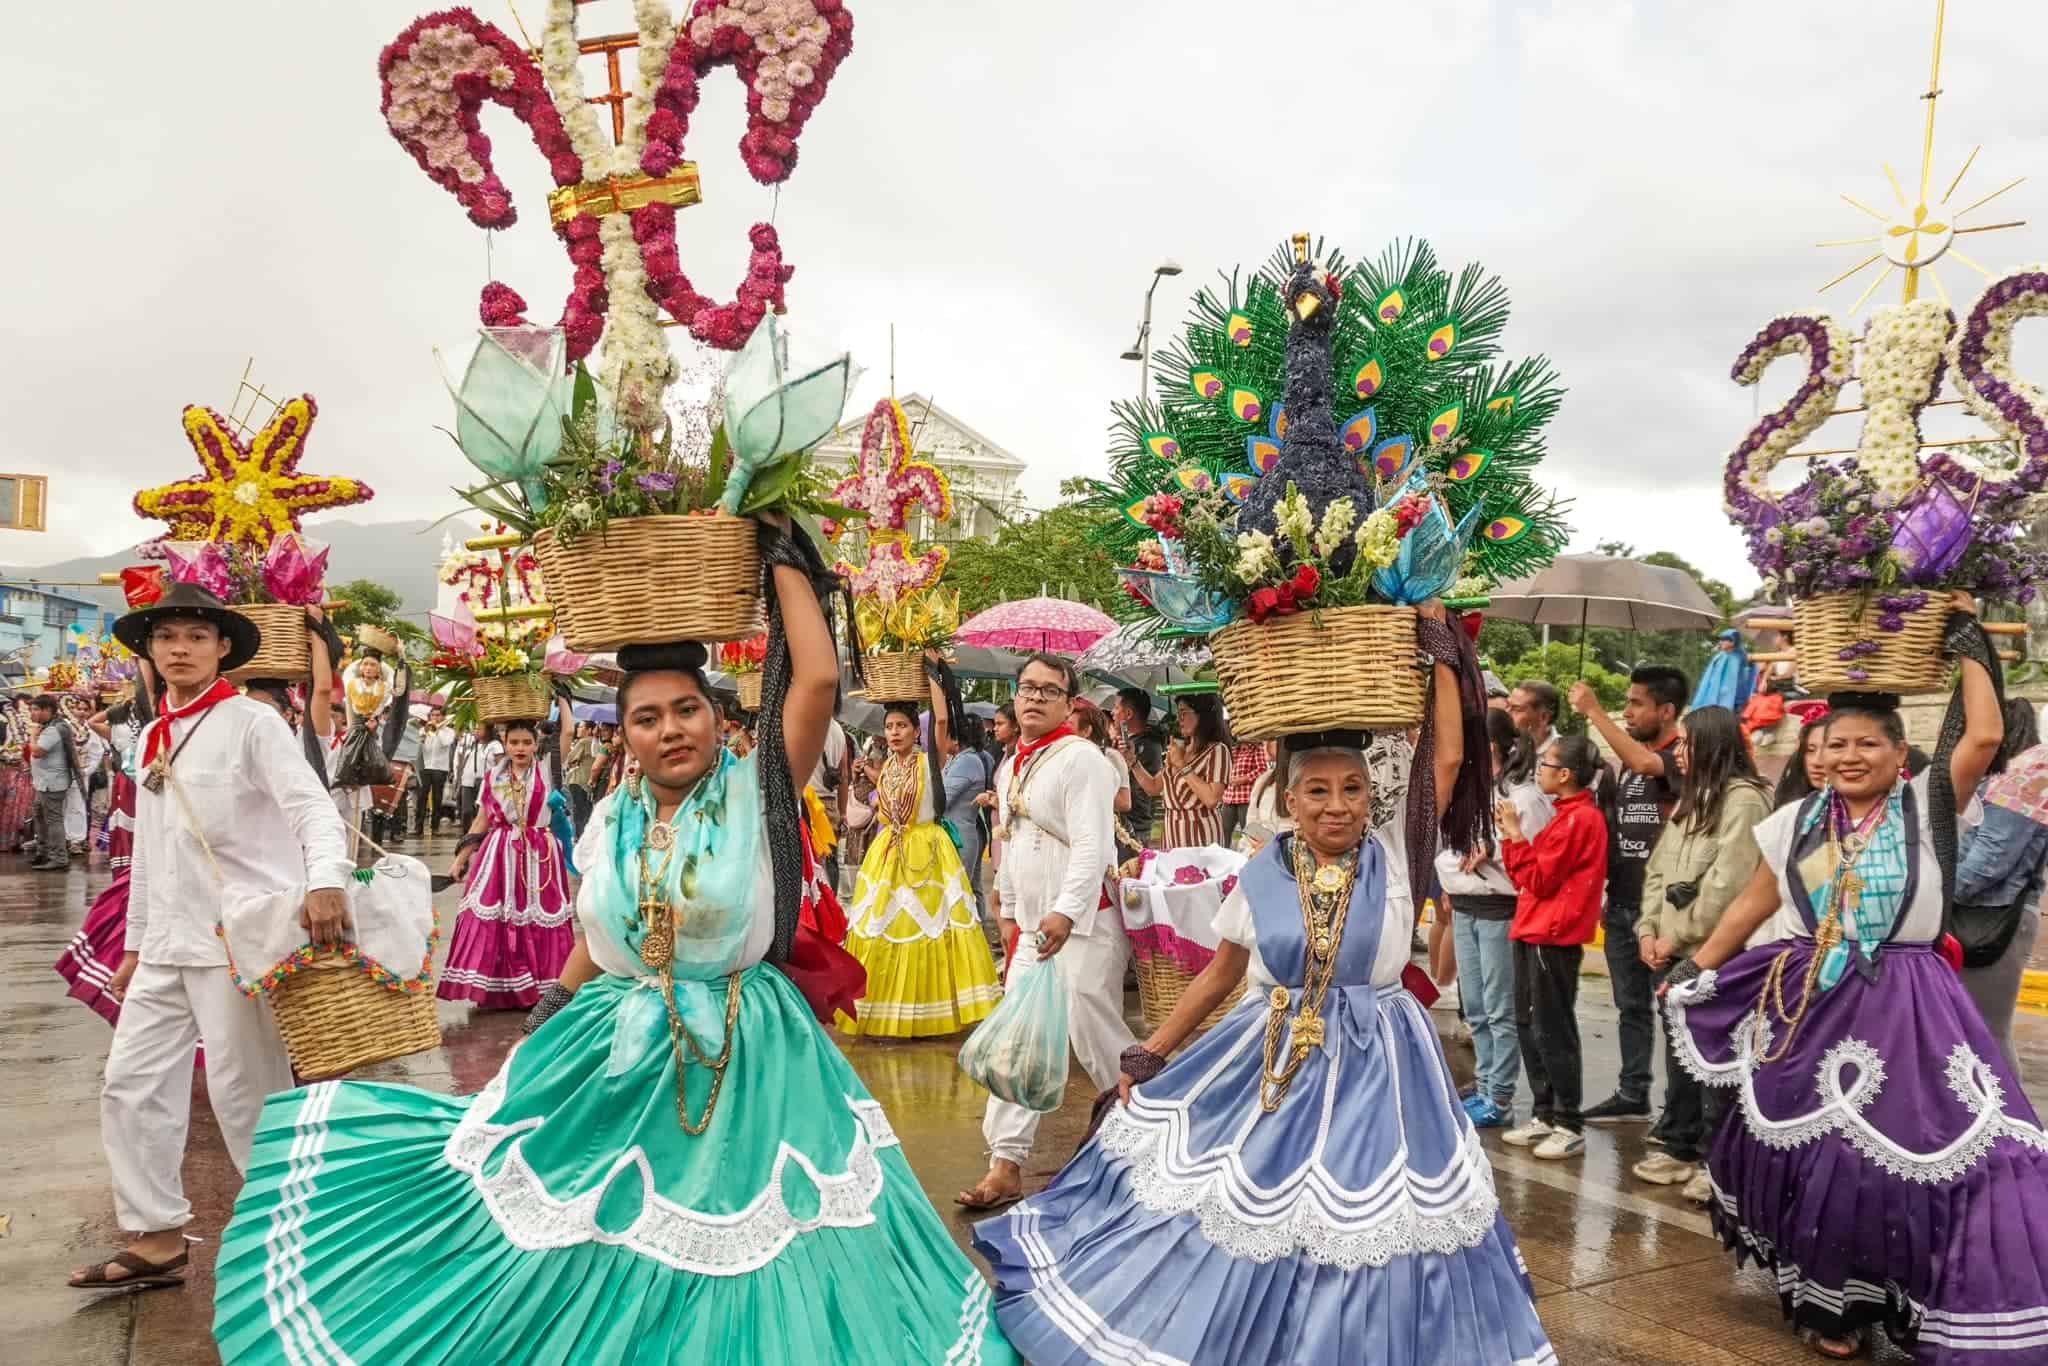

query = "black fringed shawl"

[{"left": 1403, "top": 616, "right": 1494, "bottom": 920}]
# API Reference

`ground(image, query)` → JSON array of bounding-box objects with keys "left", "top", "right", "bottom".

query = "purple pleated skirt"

[{"left": 1669, "top": 940, "right": 2048, "bottom": 1362}]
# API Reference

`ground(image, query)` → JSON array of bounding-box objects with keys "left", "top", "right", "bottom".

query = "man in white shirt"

[
  {"left": 956, "top": 652, "right": 1129, "bottom": 1211},
  {"left": 69, "top": 583, "right": 352, "bottom": 1292},
  {"left": 415, "top": 705, "right": 457, "bottom": 836}
]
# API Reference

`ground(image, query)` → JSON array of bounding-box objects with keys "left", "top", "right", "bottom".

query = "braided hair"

[{"left": 752, "top": 521, "right": 857, "bottom": 963}]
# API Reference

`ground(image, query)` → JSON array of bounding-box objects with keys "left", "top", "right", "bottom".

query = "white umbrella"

[{"left": 1075, "top": 621, "right": 1211, "bottom": 691}]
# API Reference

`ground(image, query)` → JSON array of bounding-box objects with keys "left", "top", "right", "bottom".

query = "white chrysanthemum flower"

[
  {"left": 1353, "top": 509, "right": 1399, "bottom": 572},
  {"left": 1233, "top": 530, "right": 1278, "bottom": 585}
]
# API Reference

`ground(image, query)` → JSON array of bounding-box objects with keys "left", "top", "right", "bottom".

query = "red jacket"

[{"left": 1503, "top": 790, "right": 1607, "bottom": 945}]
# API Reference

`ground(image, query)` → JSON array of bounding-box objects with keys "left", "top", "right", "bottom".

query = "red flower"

[
  {"left": 1248, "top": 587, "right": 1282, "bottom": 622},
  {"left": 1290, "top": 563, "right": 1320, "bottom": 598}
]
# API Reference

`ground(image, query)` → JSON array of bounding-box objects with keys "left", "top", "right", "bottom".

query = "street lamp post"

[{"left": 1120, "top": 260, "right": 1183, "bottom": 402}]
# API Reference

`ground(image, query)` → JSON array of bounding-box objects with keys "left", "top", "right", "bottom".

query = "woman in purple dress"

[
  {"left": 440, "top": 717, "right": 573, "bottom": 1008},
  {"left": 1664, "top": 601, "right": 2048, "bottom": 1362}
]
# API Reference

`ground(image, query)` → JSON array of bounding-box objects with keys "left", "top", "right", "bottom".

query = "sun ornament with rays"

[{"left": 1817, "top": 2, "right": 2026, "bottom": 316}]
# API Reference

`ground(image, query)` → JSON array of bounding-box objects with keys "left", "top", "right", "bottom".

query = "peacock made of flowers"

[{"left": 1085, "top": 235, "right": 1570, "bottom": 631}]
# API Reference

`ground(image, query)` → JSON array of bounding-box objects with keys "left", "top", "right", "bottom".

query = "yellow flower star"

[{"left": 132, "top": 395, "right": 373, "bottom": 547}]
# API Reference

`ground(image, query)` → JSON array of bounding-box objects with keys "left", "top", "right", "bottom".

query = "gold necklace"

[
  {"left": 631, "top": 787, "right": 742, "bottom": 1135},
  {"left": 878, "top": 751, "right": 921, "bottom": 827},
  {"left": 1260, "top": 839, "right": 1358, "bottom": 1112}
]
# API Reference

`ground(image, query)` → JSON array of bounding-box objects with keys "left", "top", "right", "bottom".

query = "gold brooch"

[
  {"left": 1269, "top": 985, "right": 1291, "bottom": 1010},
  {"left": 1311, "top": 863, "right": 1347, "bottom": 896},
  {"left": 646, "top": 821, "right": 676, "bottom": 852}
]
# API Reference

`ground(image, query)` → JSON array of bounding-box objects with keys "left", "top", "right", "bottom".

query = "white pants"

[
  {"left": 101, "top": 962, "right": 295, "bottom": 1231},
  {"left": 63, "top": 783, "right": 85, "bottom": 843},
  {"left": 983, "top": 926, "right": 1135, "bottom": 1165}
]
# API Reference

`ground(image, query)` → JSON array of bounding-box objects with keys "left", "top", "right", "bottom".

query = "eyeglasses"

[
  {"left": 1016, "top": 683, "right": 1070, "bottom": 701},
  {"left": 1537, "top": 760, "right": 1570, "bottom": 772}
]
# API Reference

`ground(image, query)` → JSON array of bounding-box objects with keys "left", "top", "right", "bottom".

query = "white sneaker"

[
  {"left": 1681, "top": 1170, "right": 1714, "bottom": 1205},
  {"left": 1632, "top": 1152, "right": 1698, "bottom": 1186},
  {"left": 1533, "top": 1129, "right": 1585, "bottom": 1160},
  {"left": 1501, "top": 1117, "right": 1553, "bottom": 1148}
]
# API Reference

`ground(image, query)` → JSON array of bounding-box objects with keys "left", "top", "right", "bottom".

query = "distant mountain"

[{"left": 0, "top": 518, "right": 457, "bottom": 620}]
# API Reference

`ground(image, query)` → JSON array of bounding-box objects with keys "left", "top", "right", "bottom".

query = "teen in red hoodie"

[{"left": 1498, "top": 734, "right": 1607, "bottom": 1157}]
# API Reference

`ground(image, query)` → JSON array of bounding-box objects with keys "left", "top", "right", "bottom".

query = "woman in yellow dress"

[{"left": 841, "top": 658, "right": 1003, "bottom": 1038}]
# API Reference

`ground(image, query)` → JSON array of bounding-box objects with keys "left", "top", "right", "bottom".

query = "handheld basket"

[
  {"left": 1133, "top": 954, "right": 1246, "bottom": 1037},
  {"left": 1212, "top": 605, "right": 1424, "bottom": 738},
  {"left": 534, "top": 513, "right": 761, "bottom": 651},
  {"left": 270, "top": 955, "right": 442, "bottom": 1079}
]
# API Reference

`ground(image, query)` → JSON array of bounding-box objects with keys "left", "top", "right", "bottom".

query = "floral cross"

[{"left": 829, "top": 398, "right": 951, "bottom": 599}]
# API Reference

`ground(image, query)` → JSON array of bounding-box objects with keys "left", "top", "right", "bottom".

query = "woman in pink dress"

[
  {"left": 440, "top": 717, "right": 573, "bottom": 1008},
  {"left": 53, "top": 667, "right": 156, "bottom": 1025}
]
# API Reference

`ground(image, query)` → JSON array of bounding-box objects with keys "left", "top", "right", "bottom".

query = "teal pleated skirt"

[{"left": 212, "top": 966, "right": 1015, "bottom": 1365}]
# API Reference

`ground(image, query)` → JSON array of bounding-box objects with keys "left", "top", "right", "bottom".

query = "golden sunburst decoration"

[{"left": 1817, "top": 0, "right": 2027, "bottom": 317}]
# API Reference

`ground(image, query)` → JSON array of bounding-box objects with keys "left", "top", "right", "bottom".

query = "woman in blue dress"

[
  {"left": 211, "top": 519, "right": 1016, "bottom": 1365},
  {"left": 975, "top": 611, "right": 1555, "bottom": 1365}
]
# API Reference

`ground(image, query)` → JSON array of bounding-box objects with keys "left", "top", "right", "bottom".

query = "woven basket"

[
  {"left": 1212, "top": 606, "right": 1424, "bottom": 738},
  {"left": 1793, "top": 593, "right": 1952, "bottom": 695},
  {"left": 1134, "top": 954, "right": 1247, "bottom": 1038},
  {"left": 736, "top": 672, "right": 762, "bottom": 712},
  {"left": 227, "top": 603, "right": 310, "bottom": 683},
  {"left": 472, "top": 673, "right": 552, "bottom": 723},
  {"left": 534, "top": 514, "right": 760, "bottom": 651},
  {"left": 861, "top": 650, "right": 927, "bottom": 703},
  {"left": 271, "top": 956, "right": 442, "bottom": 1080}
]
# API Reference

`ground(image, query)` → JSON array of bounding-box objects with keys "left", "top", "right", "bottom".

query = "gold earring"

[{"left": 628, "top": 771, "right": 644, "bottom": 800}]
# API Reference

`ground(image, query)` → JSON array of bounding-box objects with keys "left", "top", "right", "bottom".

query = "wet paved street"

[{"left": 7, "top": 837, "right": 2042, "bottom": 1364}]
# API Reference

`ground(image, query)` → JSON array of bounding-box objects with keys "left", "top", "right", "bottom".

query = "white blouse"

[
  {"left": 1210, "top": 836, "right": 1412, "bottom": 993},
  {"left": 1751, "top": 771, "right": 1981, "bottom": 947}
]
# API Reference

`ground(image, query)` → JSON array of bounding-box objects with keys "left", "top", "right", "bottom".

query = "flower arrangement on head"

[
  {"left": 378, "top": 0, "right": 855, "bottom": 432},
  {"left": 826, "top": 397, "right": 960, "bottom": 658},
  {"left": 419, "top": 597, "right": 590, "bottom": 727},
  {"left": 718, "top": 633, "right": 769, "bottom": 676},
  {"left": 1722, "top": 277, "right": 2048, "bottom": 683},
  {"left": 1083, "top": 234, "right": 1569, "bottom": 635},
  {"left": 444, "top": 310, "right": 858, "bottom": 547}
]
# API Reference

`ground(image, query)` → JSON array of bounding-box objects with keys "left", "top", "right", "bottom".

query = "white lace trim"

[
  {"left": 1665, "top": 984, "right": 2048, "bottom": 1185},
  {"left": 439, "top": 966, "right": 540, "bottom": 994},
  {"left": 853, "top": 984, "right": 1004, "bottom": 1022},
  {"left": 847, "top": 872, "right": 978, "bottom": 943},
  {"left": 1099, "top": 988, "right": 1498, "bottom": 1269},
  {"left": 443, "top": 1068, "right": 902, "bottom": 1274}
]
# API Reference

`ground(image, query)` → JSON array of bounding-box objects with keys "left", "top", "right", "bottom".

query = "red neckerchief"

[
  {"left": 1012, "top": 723, "right": 1076, "bottom": 771},
  {"left": 143, "top": 677, "right": 238, "bottom": 768}
]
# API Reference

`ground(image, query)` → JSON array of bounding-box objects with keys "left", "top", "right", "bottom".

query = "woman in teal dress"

[{"left": 212, "top": 519, "right": 1016, "bottom": 1365}]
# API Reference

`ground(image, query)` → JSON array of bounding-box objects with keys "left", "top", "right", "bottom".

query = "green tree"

[
  {"left": 329, "top": 577, "right": 426, "bottom": 652},
  {"left": 1477, "top": 619, "right": 1537, "bottom": 670},
  {"left": 1501, "top": 641, "right": 1630, "bottom": 728},
  {"left": 943, "top": 496, "right": 1125, "bottom": 621}
]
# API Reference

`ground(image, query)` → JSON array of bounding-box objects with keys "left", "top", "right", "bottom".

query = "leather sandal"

[{"left": 69, "top": 1248, "right": 189, "bottom": 1291}]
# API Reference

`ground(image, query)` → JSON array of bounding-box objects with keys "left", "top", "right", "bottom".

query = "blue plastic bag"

[{"left": 958, "top": 958, "right": 1070, "bottom": 1112}]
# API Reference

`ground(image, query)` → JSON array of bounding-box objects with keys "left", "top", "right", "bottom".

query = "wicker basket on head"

[
  {"left": 1134, "top": 955, "right": 1246, "bottom": 1038},
  {"left": 1212, "top": 605, "right": 1424, "bottom": 739},
  {"left": 861, "top": 650, "right": 927, "bottom": 703},
  {"left": 535, "top": 514, "right": 761, "bottom": 651},
  {"left": 226, "top": 603, "right": 311, "bottom": 683},
  {"left": 472, "top": 673, "right": 553, "bottom": 724},
  {"left": 270, "top": 955, "right": 442, "bottom": 1080},
  {"left": 1792, "top": 593, "right": 1952, "bottom": 695},
  {"left": 735, "top": 671, "right": 762, "bottom": 712},
  {"left": 356, "top": 624, "right": 401, "bottom": 657}
]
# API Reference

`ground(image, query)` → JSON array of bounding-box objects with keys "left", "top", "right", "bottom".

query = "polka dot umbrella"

[{"left": 955, "top": 596, "right": 1116, "bottom": 655}]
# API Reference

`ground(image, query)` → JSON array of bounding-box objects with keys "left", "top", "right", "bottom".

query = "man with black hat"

[{"left": 68, "top": 583, "right": 353, "bottom": 1292}]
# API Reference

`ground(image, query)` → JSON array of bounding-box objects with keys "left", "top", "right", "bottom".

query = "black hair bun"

[
  {"left": 1826, "top": 690, "right": 1902, "bottom": 714},
  {"left": 616, "top": 641, "right": 709, "bottom": 674}
]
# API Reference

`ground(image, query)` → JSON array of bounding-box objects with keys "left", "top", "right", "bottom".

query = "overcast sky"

[{"left": 7, "top": 0, "right": 2047, "bottom": 592}]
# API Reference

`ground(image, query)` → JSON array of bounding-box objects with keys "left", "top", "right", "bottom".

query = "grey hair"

[{"left": 1285, "top": 747, "right": 1368, "bottom": 786}]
